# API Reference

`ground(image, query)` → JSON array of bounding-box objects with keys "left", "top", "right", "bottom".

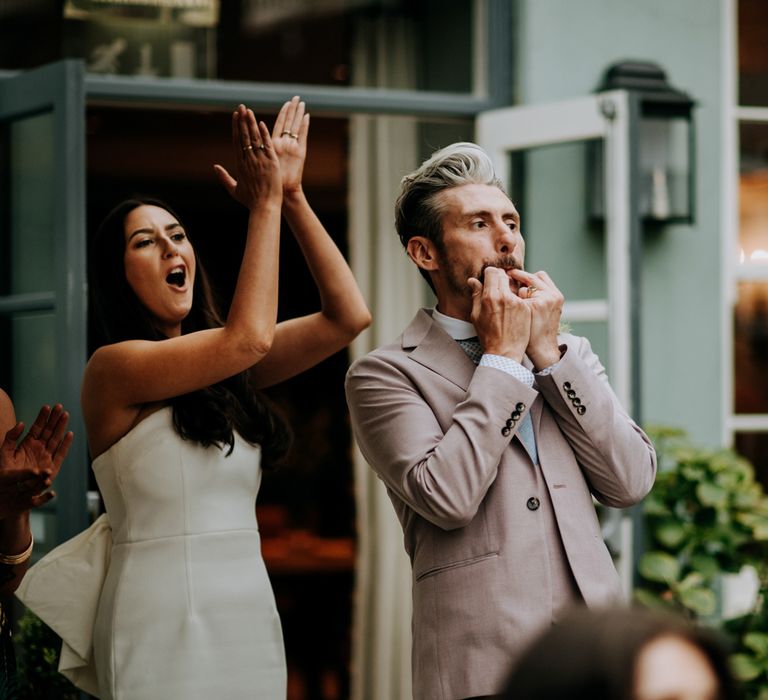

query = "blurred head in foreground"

[{"left": 501, "top": 607, "right": 736, "bottom": 700}]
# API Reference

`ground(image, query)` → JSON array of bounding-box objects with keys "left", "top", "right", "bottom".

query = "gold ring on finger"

[{"left": 528, "top": 285, "right": 538, "bottom": 297}]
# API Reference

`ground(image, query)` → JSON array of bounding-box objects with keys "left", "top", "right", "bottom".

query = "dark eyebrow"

[
  {"left": 461, "top": 209, "right": 520, "bottom": 223},
  {"left": 128, "top": 222, "right": 182, "bottom": 242}
]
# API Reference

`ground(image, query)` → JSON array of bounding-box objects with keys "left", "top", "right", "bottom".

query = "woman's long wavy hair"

[{"left": 90, "top": 196, "right": 291, "bottom": 465}]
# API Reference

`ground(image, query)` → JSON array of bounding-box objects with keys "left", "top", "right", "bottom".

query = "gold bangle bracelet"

[{"left": 0, "top": 535, "right": 33, "bottom": 566}]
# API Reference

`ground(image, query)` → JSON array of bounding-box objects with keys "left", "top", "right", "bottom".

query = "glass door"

[
  {"left": 0, "top": 60, "right": 89, "bottom": 548},
  {"left": 477, "top": 91, "right": 636, "bottom": 593}
]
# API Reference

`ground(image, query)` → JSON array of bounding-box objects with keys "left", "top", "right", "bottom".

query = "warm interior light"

[{"left": 87, "top": 0, "right": 211, "bottom": 6}]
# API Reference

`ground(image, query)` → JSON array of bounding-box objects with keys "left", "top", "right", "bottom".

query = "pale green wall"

[{"left": 516, "top": 0, "right": 723, "bottom": 446}]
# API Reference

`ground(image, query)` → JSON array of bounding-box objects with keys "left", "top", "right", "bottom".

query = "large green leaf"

[
  {"left": 633, "top": 588, "right": 673, "bottom": 612},
  {"left": 696, "top": 481, "right": 728, "bottom": 509},
  {"left": 677, "top": 586, "right": 716, "bottom": 616},
  {"left": 744, "top": 633, "right": 768, "bottom": 660},
  {"left": 730, "top": 653, "right": 763, "bottom": 682},
  {"left": 689, "top": 553, "right": 720, "bottom": 578},
  {"left": 639, "top": 551, "right": 680, "bottom": 584},
  {"left": 677, "top": 572, "right": 705, "bottom": 592},
  {"left": 653, "top": 520, "right": 688, "bottom": 548}
]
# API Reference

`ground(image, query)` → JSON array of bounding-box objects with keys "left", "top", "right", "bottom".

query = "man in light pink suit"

[{"left": 345, "top": 142, "right": 657, "bottom": 700}]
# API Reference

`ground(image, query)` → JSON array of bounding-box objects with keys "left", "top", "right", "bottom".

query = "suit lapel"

[
  {"left": 403, "top": 309, "right": 476, "bottom": 391},
  {"left": 402, "top": 309, "right": 546, "bottom": 437}
]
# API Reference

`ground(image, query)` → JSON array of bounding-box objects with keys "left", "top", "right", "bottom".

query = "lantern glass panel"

[{"left": 638, "top": 116, "right": 690, "bottom": 222}]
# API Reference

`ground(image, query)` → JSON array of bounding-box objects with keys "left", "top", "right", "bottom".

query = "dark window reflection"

[
  {"left": 735, "top": 432, "right": 768, "bottom": 488},
  {"left": 0, "top": 0, "right": 475, "bottom": 94},
  {"left": 740, "top": 0, "right": 768, "bottom": 106},
  {"left": 735, "top": 282, "right": 768, "bottom": 413}
]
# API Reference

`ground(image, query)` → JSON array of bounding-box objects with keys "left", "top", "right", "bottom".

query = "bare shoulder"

[
  {"left": 82, "top": 340, "right": 150, "bottom": 393},
  {"left": 82, "top": 343, "right": 146, "bottom": 458}
]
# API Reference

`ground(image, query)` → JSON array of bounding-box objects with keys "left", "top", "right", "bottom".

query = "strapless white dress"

[{"left": 16, "top": 407, "right": 286, "bottom": 699}]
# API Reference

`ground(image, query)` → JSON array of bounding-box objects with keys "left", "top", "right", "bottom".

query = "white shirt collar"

[{"left": 432, "top": 307, "right": 477, "bottom": 340}]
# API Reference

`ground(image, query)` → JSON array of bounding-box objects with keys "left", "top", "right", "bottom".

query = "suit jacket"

[{"left": 345, "top": 309, "right": 657, "bottom": 700}]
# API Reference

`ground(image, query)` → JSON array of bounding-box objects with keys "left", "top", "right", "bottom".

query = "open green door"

[{"left": 0, "top": 60, "right": 89, "bottom": 548}]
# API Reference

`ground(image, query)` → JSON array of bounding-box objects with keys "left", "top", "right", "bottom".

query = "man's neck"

[
  {"left": 432, "top": 307, "right": 476, "bottom": 340},
  {"left": 435, "top": 299, "right": 471, "bottom": 324}
]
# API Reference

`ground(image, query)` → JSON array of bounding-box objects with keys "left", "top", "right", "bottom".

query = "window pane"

[
  {"left": 56, "top": 0, "right": 476, "bottom": 93},
  {"left": 734, "top": 432, "right": 768, "bottom": 489},
  {"left": 739, "top": 0, "right": 768, "bottom": 106},
  {"left": 734, "top": 282, "right": 768, "bottom": 413},
  {"left": 2, "top": 113, "right": 56, "bottom": 295},
  {"left": 739, "top": 123, "right": 768, "bottom": 264}
]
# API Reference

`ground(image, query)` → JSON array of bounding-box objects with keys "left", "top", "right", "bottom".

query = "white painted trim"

[
  {"left": 476, "top": 90, "right": 632, "bottom": 410},
  {"left": 735, "top": 106, "right": 768, "bottom": 122},
  {"left": 735, "top": 264, "right": 768, "bottom": 280},
  {"left": 604, "top": 91, "right": 632, "bottom": 410},
  {"left": 723, "top": 0, "right": 738, "bottom": 448},
  {"left": 730, "top": 415, "right": 768, "bottom": 432},
  {"left": 562, "top": 300, "right": 609, "bottom": 322},
  {"left": 477, "top": 93, "right": 612, "bottom": 163}
]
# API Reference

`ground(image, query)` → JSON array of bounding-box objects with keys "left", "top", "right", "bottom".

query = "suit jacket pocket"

[
  {"left": 413, "top": 500, "right": 498, "bottom": 582},
  {"left": 415, "top": 550, "right": 499, "bottom": 582}
]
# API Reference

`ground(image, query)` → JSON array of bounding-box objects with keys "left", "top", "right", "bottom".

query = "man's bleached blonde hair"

[
  {"left": 395, "top": 142, "right": 505, "bottom": 249},
  {"left": 395, "top": 142, "right": 506, "bottom": 291}
]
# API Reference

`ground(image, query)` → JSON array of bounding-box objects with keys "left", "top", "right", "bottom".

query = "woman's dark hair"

[
  {"left": 501, "top": 606, "right": 736, "bottom": 700},
  {"left": 90, "top": 196, "right": 291, "bottom": 464}
]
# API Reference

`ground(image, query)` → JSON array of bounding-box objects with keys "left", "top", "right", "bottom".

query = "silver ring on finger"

[{"left": 242, "top": 145, "right": 253, "bottom": 152}]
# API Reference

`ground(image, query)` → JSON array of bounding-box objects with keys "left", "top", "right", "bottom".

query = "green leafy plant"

[
  {"left": 13, "top": 609, "right": 78, "bottom": 700},
  {"left": 636, "top": 426, "right": 768, "bottom": 698}
]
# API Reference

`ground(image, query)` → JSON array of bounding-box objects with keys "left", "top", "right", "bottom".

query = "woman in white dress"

[{"left": 16, "top": 98, "right": 370, "bottom": 699}]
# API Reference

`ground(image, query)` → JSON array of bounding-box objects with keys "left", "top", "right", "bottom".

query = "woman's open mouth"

[{"left": 165, "top": 266, "right": 186, "bottom": 288}]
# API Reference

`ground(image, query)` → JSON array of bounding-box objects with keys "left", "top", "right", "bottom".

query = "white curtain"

[{"left": 348, "top": 13, "right": 427, "bottom": 700}]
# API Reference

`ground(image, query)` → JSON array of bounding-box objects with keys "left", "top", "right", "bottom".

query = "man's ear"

[{"left": 406, "top": 236, "right": 440, "bottom": 272}]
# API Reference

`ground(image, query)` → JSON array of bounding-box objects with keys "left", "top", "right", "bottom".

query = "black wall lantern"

[{"left": 592, "top": 60, "right": 696, "bottom": 225}]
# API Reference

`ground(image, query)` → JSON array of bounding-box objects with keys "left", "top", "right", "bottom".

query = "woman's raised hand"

[
  {"left": 0, "top": 404, "right": 72, "bottom": 516},
  {"left": 271, "top": 96, "right": 310, "bottom": 195},
  {"left": 214, "top": 104, "right": 282, "bottom": 210}
]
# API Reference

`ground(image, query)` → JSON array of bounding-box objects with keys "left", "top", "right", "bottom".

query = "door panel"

[{"left": 0, "top": 60, "right": 88, "bottom": 547}]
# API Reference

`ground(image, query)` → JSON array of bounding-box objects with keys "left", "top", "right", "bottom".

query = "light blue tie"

[{"left": 457, "top": 338, "right": 539, "bottom": 464}]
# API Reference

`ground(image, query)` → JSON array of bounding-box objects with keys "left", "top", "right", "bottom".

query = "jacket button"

[
  {"left": 501, "top": 426, "right": 511, "bottom": 437},
  {"left": 576, "top": 405, "right": 586, "bottom": 415},
  {"left": 515, "top": 402, "right": 526, "bottom": 412},
  {"left": 526, "top": 497, "right": 540, "bottom": 511},
  {"left": 566, "top": 389, "right": 577, "bottom": 399},
  {"left": 572, "top": 397, "right": 582, "bottom": 406},
  {"left": 511, "top": 410, "right": 520, "bottom": 420},
  {"left": 505, "top": 419, "right": 514, "bottom": 428},
  {"left": 563, "top": 382, "right": 571, "bottom": 391}
]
